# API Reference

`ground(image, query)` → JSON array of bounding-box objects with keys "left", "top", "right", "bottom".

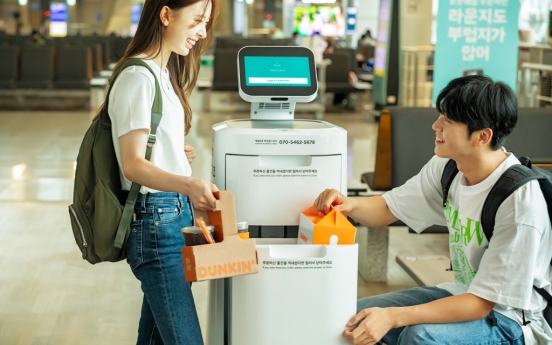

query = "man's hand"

[
  {"left": 185, "top": 143, "right": 196, "bottom": 164},
  {"left": 344, "top": 308, "right": 394, "bottom": 345},
  {"left": 313, "top": 188, "right": 356, "bottom": 214}
]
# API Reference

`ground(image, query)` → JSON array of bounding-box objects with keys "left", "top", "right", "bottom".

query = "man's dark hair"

[{"left": 436, "top": 75, "right": 517, "bottom": 150}]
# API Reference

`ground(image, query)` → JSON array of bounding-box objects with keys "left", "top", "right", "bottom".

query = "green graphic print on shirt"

[{"left": 444, "top": 200, "right": 484, "bottom": 286}]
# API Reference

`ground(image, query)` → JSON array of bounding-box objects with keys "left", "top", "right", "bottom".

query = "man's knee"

[{"left": 397, "top": 324, "right": 444, "bottom": 345}]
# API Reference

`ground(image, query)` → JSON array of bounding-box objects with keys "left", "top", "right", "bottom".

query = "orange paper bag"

[{"left": 297, "top": 206, "right": 356, "bottom": 245}]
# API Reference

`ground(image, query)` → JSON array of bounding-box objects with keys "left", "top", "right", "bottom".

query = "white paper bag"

[{"left": 230, "top": 244, "right": 358, "bottom": 345}]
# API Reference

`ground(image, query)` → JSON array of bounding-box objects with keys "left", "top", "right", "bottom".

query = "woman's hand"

[
  {"left": 313, "top": 188, "right": 356, "bottom": 214},
  {"left": 186, "top": 177, "right": 219, "bottom": 210},
  {"left": 185, "top": 143, "right": 196, "bottom": 164}
]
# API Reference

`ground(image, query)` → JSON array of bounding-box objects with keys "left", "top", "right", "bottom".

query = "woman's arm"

[{"left": 119, "top": 129, "right": 217, "bottom": 210}]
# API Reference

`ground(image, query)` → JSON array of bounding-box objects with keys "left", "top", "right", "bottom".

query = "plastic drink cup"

[
  {"left": 181, "top": 225, "right": 215, "bottom": 246},
  {"left": 237, "top": 221, "right": 249, "bottom": 233},
  {"left": 237, "top": 221, "right": 249, "bottom": 239}
]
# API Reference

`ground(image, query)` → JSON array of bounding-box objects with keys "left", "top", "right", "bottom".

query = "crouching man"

[{"left": 314, "top": 75, "right": 552, "bottom": 345}]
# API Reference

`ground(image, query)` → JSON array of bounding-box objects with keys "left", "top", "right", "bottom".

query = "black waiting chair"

[
  {"left": 54, "top": 46, "right": 93, "bottom": 89},
  {"left": 111, "top": 37, "right": 132, "bottom": 62},
  {"left": 0, "top": 46, "right": 19, "bottom": 88},
  {"left": 18, "top": 46, "right": 55, "bottom": 88},
  {"left": 212, "top": 48, "right": 240, "bottom": 92}
]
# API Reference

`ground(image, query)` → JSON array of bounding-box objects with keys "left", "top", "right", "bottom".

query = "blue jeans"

[
  {"left": 357, "top": 287, "right": 524, "bottom": 345},
  {"left": 126, "top": 192, "right": 203, "bottom": 345}
]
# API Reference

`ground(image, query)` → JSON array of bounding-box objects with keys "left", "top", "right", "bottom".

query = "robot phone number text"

[{"left": 278, "top": 140, "right": 315, "bottom": 145}]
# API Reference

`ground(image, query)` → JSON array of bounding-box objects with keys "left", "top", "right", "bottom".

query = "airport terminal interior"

[{"left": 0, "top": 0, "right": 551, "bottom": 344}]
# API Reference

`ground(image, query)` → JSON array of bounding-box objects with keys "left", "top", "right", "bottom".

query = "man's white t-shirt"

[
  {"left": 108, "top": 57, "right": 192, "bottom": 194},
  {"left": 383, "top": 151, "right": 552, "bottom": 344}
]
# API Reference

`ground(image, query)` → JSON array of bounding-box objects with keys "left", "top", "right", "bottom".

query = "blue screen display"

[{"left": 244, "top": 56, "right": 311, "bottom": 87}]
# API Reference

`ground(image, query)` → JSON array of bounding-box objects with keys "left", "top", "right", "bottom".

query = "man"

[{"left": 314, "top": 75, "right": 552, "bottom": 345}]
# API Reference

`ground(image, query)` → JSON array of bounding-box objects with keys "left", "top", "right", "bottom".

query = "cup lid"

[
  {"left": 237, "top": 221, "right": 249, "bottom": 230},
  {"left": 181, "top": 226, "right": 200, "bottom": 233},
  {"left": 181, "top": 226, "right": 214, "bottom": 233}
]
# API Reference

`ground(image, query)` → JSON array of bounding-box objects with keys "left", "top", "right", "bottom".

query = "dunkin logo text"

[{"left": 197, "top": 260, "right": 257, "bottom": 278}]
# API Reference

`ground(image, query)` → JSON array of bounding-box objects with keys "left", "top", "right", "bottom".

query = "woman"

[{"left": 104, "top": 0, "right": 219, "bottom": 343}]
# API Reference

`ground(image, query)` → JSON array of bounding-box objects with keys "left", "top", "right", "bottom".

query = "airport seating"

[
  {"left": 90, "top": 43, "right": 104, "bottom": 73},
  {"left": 215, "top": 37, "right": 291, "bottom": 49},
  {"left": 0, "top": 46, "right": 19, "bottom": 88},
  {"left": 62, "top": 36, "right": 112, "bottom": 68},
  {"left": 0, "top": 35, "right": 128, "bottom": 90},
  {"left": 0, "top": 35, "right": 27, "bottom": 47},
  {"left": 323, "top": 52, "right": 359, "bottom": 95},
  {"left": 54, "top": 39, "right": 103, "bottom": 75},
  {"left": 334, "top": 47, "right": 358, "bottom": 72},
  {"left": 111, "top": 36, "right": 132, "bottom": 62},
  {"left": 212, "top": 48, "right": 240, "bottom": 92},
  {"left": 78, "top": 42, "right": 103, "bottom": 74},
  {"left": 85, "top": 36, "right": 112, "bottom": 69},
  {"left": 54, "top": 46, "right": 93, "bottom": 89},
  {"left": 18, "top": 46, "right": 55, "bottom": 88},
  {"left": 505, "top": 107, "right": 552, "bottom": 170}
]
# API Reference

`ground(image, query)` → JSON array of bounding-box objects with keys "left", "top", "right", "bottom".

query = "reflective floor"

[{"left": 0, "top": 91, "right": 448, "bottom": 344}]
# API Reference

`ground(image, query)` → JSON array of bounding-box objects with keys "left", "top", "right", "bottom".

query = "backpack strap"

[
  {"left": 480, "top": 160, "right": 542, "bottom": 242},
  {"left": 535, "top": 286, "right": 552, "bottom": 304},
  {"left": 108, "top": 58, "right": 164, "bottom": 249},
  {"left": 441, "top": 159, "right": 459, "bottom": 208}
]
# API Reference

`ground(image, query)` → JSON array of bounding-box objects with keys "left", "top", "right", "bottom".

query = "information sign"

[{"left": 432, "top": 0, "right": 519, "bottom": 103}]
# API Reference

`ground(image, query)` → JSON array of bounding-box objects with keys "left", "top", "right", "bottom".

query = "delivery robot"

[{"left": 208, "top": 46, "right": 358, "bottom": 345}]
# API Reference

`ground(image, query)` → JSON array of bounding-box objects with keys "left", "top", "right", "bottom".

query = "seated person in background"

[
  {"left": 314, "top": 75, "right": 552, "bottom": 345},
  {"left": 323, "top": 36, "right": 335, "bottom": 54},
  {"left": 270, "top": 27, "right": 286, "bottom": 39},
  {"left": 299, "top": 33, "right": 327, "bottom": 64},
  {"left": 30, "top": 29, "right": 45, "bottom": 46},
  {"left": 288, "top": 31, "right": 301, "bottom": 46},
  {"left": 361, "top": 29, "right": 376, "bottom": 46}
]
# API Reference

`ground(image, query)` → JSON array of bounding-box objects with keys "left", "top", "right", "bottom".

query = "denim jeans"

[
  {"left": 126, "top": 192, "right": 203, "bottom": 345},
  {"left": 357, "top": 286, "right": 524, "bottom": 345}
]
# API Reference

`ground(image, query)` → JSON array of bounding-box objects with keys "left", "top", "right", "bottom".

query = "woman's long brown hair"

[{"left": 96, "top": 0, "right": 219, "bottom": 135}]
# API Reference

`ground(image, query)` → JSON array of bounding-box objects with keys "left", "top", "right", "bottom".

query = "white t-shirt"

[
  {"left": 383, "top": 151, "right": 552, "bottom": 344},
  {"left": 108, "top": 57, "right": 192, "bottom": 193}
]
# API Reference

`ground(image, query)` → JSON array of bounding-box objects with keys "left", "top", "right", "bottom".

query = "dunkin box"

[
  {"left": 297, "top": 206, "right": 356, "bottom": 245},
  {"left": 182, "top": 191, "right": 259, "bottom": 282}
]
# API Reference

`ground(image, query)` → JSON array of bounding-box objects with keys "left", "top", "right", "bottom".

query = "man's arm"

[
  {"left": 345, "top": 293, "right": 495, "bottom": 344},
  {"left": 313, "top": 189, "right": 397, "bottom": 227}
]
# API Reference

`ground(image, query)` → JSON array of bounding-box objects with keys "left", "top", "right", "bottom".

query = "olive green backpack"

[{"left": 68, "top": 59, "right": 162, "bottom": 264}]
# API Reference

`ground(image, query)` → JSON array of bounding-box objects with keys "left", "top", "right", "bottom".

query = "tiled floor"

[{"left": 0, "top": 90, "right": 448, "bottom": 344}]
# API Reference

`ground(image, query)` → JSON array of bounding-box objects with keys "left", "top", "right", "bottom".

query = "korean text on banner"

[{"left": 432, "top": 0, "right": 519, "bottom": 104}]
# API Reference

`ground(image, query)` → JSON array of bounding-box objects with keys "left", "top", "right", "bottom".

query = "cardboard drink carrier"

[
  {"left": 298, "top": 206, "right": 356, "bottom": 245},
  {"left": 182, "top": 191, "right": 258, "bottom": 282}
]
